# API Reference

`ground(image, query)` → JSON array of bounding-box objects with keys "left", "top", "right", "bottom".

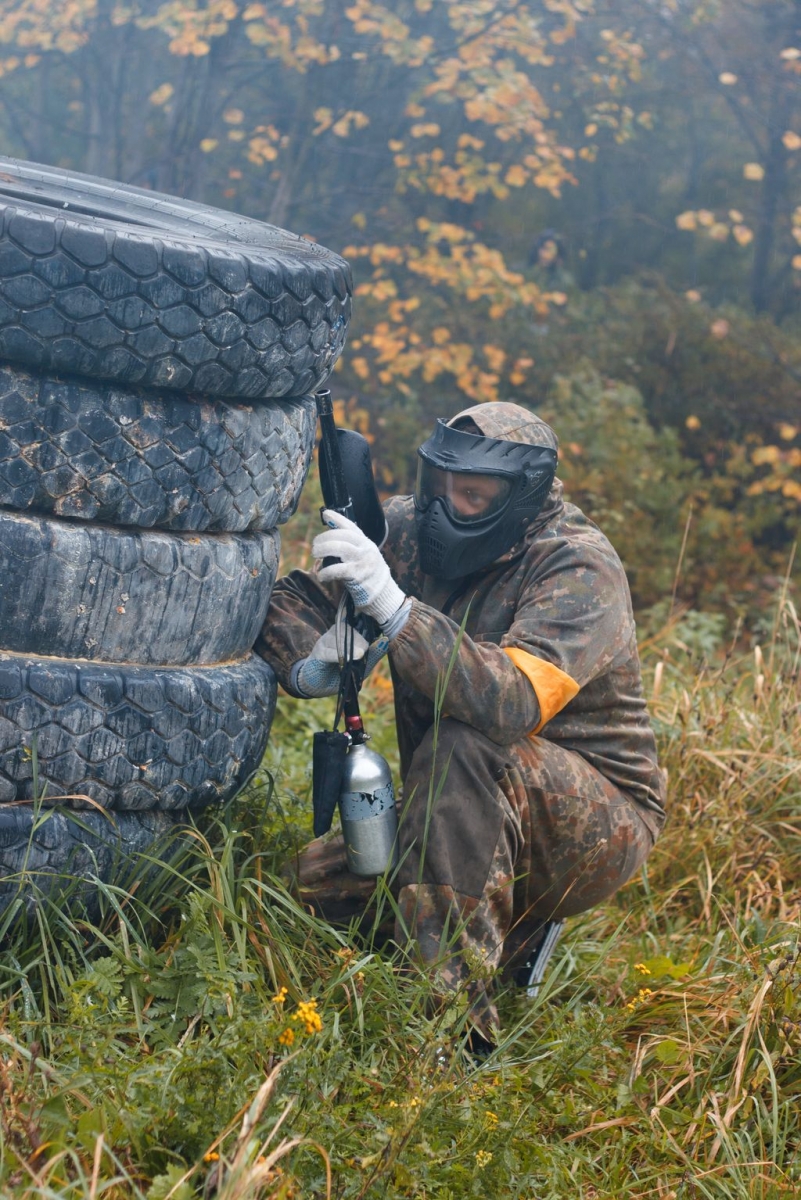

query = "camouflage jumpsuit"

[{"left": 257, "top": 402, "right": 666, "bottom": 1036}]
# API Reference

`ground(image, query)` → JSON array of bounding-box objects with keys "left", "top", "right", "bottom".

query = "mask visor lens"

[{"left": 415, "top": 461, "right": 512, "bottom": 523}]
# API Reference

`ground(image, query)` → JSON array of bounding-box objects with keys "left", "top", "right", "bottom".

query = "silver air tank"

[{"left": 339, "top": 716, "right": 398, "bottom": 877}]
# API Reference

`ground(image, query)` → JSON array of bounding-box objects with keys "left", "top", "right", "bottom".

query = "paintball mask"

[{"left": 414, "top": 419, "right": 557, "bottom": 580}]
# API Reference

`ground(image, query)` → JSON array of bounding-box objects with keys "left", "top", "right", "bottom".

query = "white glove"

[
  {"left": 292, "top": 623, "right": 390, "bottom": 698},
  {"left": 313, "top": 509, "right": 407, "bottom": 626}
]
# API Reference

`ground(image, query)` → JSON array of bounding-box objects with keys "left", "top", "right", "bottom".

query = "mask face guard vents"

[{"left": 413, "top": 419, "right": 558, "bottom": 580}]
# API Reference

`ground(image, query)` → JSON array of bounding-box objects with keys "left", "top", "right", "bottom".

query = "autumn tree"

[{"left": 0, "top": 0, "right": 797, "bottom": 595}]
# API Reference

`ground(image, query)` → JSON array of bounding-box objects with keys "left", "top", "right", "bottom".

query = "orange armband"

[{"left": 504, "top": 647, "right": 580, "bottom": 734}]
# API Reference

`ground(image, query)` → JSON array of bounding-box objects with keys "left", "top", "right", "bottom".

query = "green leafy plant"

[{"left": 0, "top": 587, "right": 797, "bottom": 1197}]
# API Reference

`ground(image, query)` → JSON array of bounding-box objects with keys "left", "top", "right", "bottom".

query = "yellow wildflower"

[
  {"left": 625, "top": 986, "right": 654, "bottom": 1012},
  {"left": 278, "top": 1027, "right": 295, "bottom": 1047},
  {"left": 203, "top": 1151, "right": 220, "bottom": 1162},
  {"left": 475, "top": 1150, "right": 493, "bottom": 1168},
  {"left": 292, "top": 998, "right": 323, "bottom": 1034},
  {"left": 272, "top": 986, "right": 288, "bottom": 1005},
  {"left": 634, "top": 963, "right": 651, "bottom": 975}
]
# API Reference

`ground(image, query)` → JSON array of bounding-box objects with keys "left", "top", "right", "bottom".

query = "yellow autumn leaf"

[
  {"left": 780, "top": 47, "right": 801, "bottom": 59},
  {"left": 505, "top": 165, "right": 528, "bottom": 187},
  {"left": 171, "top": 36, "right": 210, "bottom": 57},
  {"left": 584, "top": 122, "right": 598, "bottom": 137},
  {"left": 223, "top": 108, "right": 244, "bottom": 125},
  {"left": 432, "top": 327, "right": 451, "bottom": 345},
  {"left": 743, "top": 162, "right": 765, "bottom": 181},
  {"left": 149, "top": 83, "right": 174, "bottom": 106},
  {"left": 696, "top": 210, "right": 715, "bottom": 227},
  {"left": 752, "top": 445, "right": 781, "bottom": 465},
  {"left": 709, "top": 223, "right": 729, "bottom": 241},
  {"left": 351, "top": 212, "right": 367, "bottom": 229},
  {"left": 351, "top": 357, "right": 370, "bottom": 380},
  {"left": 313, "top": 108, "right": 333, "bottom": 135},
  {"left": 405, "top": 103, "right": 426, "bottom": 118},
  {"left": 779, "top": 423, "right": 798, "bottom": 440},
  {"left": 199, "top": 138, "right": 218, "bottom": 152},
  {"left": 718, "top": 72, "right": 738, "bottom": 85},
  {"left": 685, "top": 415, "right": 701, "bottom": 430},
  {"left": 685, "top": 289, "right": 702, "bottom": 303},
  {"left": 676, "top": 211, "right": 698, "bottom": 231},
  {"left": 247, "top": 136, "right": 278, "bottom": 164},
  {"left": 410, "top": 123, "right": 440, "bottom": 138},
  {"left": 732, "top": 225, "right": 753, "bottom": 246},
  {"left": 710, "top": 318, "right": 730, "bottom": 339},
  {"left": 782, "top": 131, "right": 801, "bottom": 150},
  {"left": 793, "top": 255, "right": 801, "bottom": 270},
  {"left": 483, "top": 344, "right": 505, "bottom": 372},
  {"left": 728, "top": 209, "right": 744, "bottom": 223},
  {"left": 332, "top": 110, "right": 370, "bottom": 137}
]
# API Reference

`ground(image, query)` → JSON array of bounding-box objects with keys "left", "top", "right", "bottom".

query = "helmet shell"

[{"left": 414, "top": 419, "right": 557, "bottom": 579}]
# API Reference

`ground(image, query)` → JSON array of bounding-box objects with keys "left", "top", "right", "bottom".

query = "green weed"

[{"left": 0, "top": 595, "right": 797, "bottom": 1198}]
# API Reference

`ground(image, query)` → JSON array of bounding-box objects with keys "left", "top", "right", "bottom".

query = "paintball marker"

[{"left": 311, "top": 391, "right": 398, "bottom": 877}]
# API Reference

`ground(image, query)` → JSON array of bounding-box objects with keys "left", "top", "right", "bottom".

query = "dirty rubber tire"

[
  {"left": 0, "top": 511, "right": 280, "bottom": 666},
  {"left": 0, "top": 363, "right": 316, "bottom": 531},
  {"left": 0, "top": 651, "right": 276, "bottom": 811},
  {"left": 0, "top": 157, "right": 351, "bottom": 398},
  {"left": 0, "top": 804, "right": 183, "bottom": 918}
]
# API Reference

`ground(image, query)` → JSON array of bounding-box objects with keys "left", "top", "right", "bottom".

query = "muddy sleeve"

[
  {"left": 388, "top": 540, "right": 632, "bottom": 745},
  {"left": 255, "top": 569, "right": 341, "bottom": 696}
]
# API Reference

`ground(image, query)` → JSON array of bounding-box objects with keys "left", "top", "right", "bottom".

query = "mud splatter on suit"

[{"left": 257, "top": 402, "right": 666, "bottom": 1035}]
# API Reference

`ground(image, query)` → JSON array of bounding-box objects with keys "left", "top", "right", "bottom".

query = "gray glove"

[{"left": 292, "top": 622, "right": 390, "bottom": 699}]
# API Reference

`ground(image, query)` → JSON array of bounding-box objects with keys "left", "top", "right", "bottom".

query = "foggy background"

[{"left": 0, "top": 0, "right": 798, "bottom": 618}]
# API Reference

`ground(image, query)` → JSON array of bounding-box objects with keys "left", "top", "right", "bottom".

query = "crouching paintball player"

[{"left": 256, "top": 401, "right": 666, "bottom": 1047}]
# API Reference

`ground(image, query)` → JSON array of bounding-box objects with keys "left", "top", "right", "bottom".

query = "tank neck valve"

[{"left": 345, "top": 714, "right": 369, "bottom": 744}]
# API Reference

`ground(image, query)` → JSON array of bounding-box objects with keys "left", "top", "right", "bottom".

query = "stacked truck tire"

[{"left": 0, "top": 160, "right": 351, "bottom": 914}]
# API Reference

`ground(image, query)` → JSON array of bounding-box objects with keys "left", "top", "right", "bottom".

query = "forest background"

[
  {"left": 0, "top": 4, "right": 799, "bottom": 1200},
  {"left": 0, "top": 0, "right": 799, "bottom": 622}
]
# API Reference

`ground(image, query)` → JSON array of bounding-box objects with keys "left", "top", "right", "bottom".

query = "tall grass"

[{"left": 0, "top": 595, "right": 797, "bottom": 1199}]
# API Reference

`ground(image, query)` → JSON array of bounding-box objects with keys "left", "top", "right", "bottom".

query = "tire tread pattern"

[
  {"left": 0, "top": 804, "right": 182, "bottom": 915},
  {"left": 0, "top": 651, "right": 276, "bottom": 812},
  {"left": 0, "top": 366, "right": 316, "bottom": 532},
  {"left": 0, "top": 511, "right": 280, "bottom": 665},
  {"left": 0, "top": 201, "right": 351, "bottom": 398}
]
